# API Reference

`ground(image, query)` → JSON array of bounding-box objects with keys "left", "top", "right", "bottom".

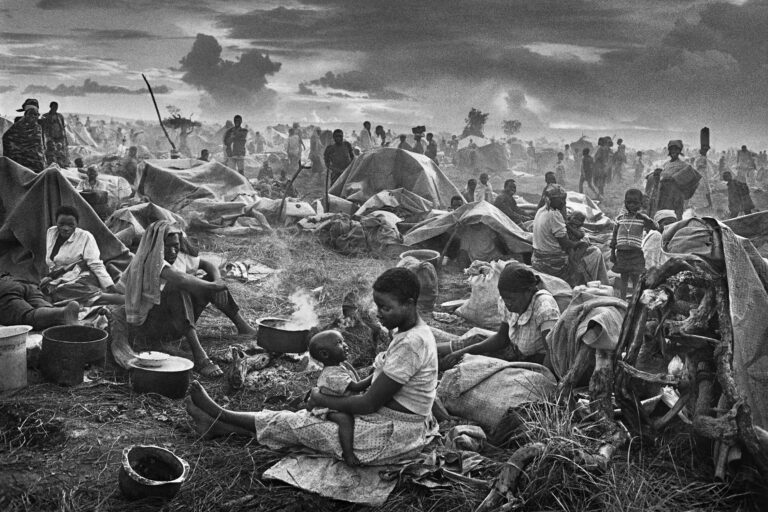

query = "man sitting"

[{"left": 0, "top": 273, "right": 80, "bottom": 329}]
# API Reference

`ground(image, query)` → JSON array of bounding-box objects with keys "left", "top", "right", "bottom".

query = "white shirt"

[
  {"left": 76, "top": 178, "right": 108, "bottom": 192},
  {"left": 46, "top": 226, "right": 114, "bottom": 289},
  {"left": 359, "top": 129, "right": 374, "bottom": 151},
  {"left": 159, "top": 252, "right": 201, "bottom": 291},
  {"left": 473, "top": 182, "right": 494, "bottom": 202}
]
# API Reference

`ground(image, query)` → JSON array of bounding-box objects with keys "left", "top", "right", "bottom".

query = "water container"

[{"left": 0, "top": 325, "right": 32, "bottom": 392}]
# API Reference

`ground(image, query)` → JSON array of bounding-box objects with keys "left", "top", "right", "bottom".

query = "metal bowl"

[
  {"left": 256, "top": 317, "right": 311, "bottom": 353},
  {"left": 118, "top": 445, "right": 189, "bottom": 501}
]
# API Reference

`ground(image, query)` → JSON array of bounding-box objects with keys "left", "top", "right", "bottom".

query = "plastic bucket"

[
  {"left": 0, "top": 325, "right": 32, "bottom": 392},
  {"left": 399, "top": 249, "right": 441, "bottom": 270}
]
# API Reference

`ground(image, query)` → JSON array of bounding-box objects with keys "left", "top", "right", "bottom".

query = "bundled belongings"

[
  {"left": 614, "top": 216, "right": 768, "bottom": 481},
  {"left": 329, "top": 147, "right": 463, "bottom": 209},
  {"left": 455, "top": 141, "right": 509, "bottom": 174},
  {"left": 305, "top": 213, "right": 404, "bottom": 256},
  {"left": 355, "top": 188, "right": 437, "bottom": 224}
]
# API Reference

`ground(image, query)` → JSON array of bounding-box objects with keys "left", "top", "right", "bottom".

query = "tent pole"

[{"left": 439, "top": 225, "right": 459, "bottom": 271}]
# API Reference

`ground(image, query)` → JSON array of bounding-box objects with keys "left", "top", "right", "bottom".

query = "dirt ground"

[{"left": 1, "top": 158, "right": 764, "bottom": 511}]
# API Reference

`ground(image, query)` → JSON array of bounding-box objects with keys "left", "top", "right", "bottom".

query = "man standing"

[
  {"left": 493, "top": 179, "right": 531, "bottom": 226},
  {"left": 359, "top": 121, "right": 374, "bottom": 152},
  {"left": 593, "top": 137, "right": 609, "bottom": 196},
  {"left": 658, "top": 140, "right": 698, "bottom": 219},
  {"left": 2, "top": 99, "right": 46, "bottom": 172},
  {"left": 310, "top": 128, "right": 326, "bottom": 175},
  {"left": 723, "top": 170, "right": 754, "bottom": 218},
  {"left": 694, "top": 146, "right": 713, "bottom": 208},
  {"left": 612, "top": 138, "right": 626, "bottom": 181},
  {"left": 254, "top": 131, "right": 266, "bottom": 153},
  {"left": 323, "top": 129, "right": 354, "bottom": 183},
  {"left": 397, "top": 134, "right": 412, "bottom": 151},
  {"left": 580, "top": 148, "right": 598, "bottom": 197},
  {"left": 40, "top": 101, "right": 69, "bottom": 167},
  {"left": 285, "top": 127, "right": 304, "bottom": 176},
  {"left": 412, "top": 133, "right": 425, "bottom": 154},
  {"left": 736, "top": 145, "right": 756, "bottom": 184},
  {"left": 473, "top": 173, "right": 494, "bottom": 202},
  {"left": 425, "top": 133, "right": 438, "bottom": 164},
  {"left": 223, "top": 115, "right": 248, "bottom": 175}
]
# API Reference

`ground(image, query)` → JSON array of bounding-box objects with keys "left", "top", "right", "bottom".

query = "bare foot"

[
  {"left": 184, "top": 397, "right": 226, "bottom": 439},
  {"left": 63, "top": 301, "right": 81, "bottom": 325},
  {"left": 189, "top": 380, "right": 225, "bottom": 418},
  {"left": 343, "top": 452, "right": 361, "bottom": 466}
]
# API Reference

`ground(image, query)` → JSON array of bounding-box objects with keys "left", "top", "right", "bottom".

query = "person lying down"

[{"left": 308, "top": 330, "right": 373, "bottom": 466}]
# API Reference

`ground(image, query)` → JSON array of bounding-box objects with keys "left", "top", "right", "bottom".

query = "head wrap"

[
  {"left": 543, "top": 184, "right": 566, "bottom": 198},
  {"left": 667, "top": 140, "right": 683, "bottom": 150},
  {"left": 653, "top": 209, "right": 677, "bottom": 224},
  {"left": 122, "top": 220, "right": 181, "bottom": 325},
  {"left": 497, "top": 263, "right": 541, "bottom": 293},
  {"left": 17, "top": 98, "right": 39, "bottom": 112}
]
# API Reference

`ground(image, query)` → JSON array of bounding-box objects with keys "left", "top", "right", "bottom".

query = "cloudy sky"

[{"left": 1, "top": 0, "right": 766, "bottom": 147}]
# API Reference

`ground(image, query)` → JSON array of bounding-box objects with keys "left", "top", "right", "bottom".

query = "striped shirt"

[{"left": 612, "top": 212, "right": 655, "bottom": 250}]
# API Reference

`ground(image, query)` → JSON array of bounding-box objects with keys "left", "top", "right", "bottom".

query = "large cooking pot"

[
  {"left": 40, "top": 325, "right": 108, "bottom": 385},
  {"left": 118, "top": 445, "right": 189, "bottom": 500},
  {"left": 256, "top": 317, "right": 311, "bottom": 353},
  {"left": 129, "top": 355, "right": 193, "bottom": 399}
]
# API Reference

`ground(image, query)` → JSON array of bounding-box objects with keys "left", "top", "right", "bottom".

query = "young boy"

[
  {"left": 610, "top": 189, "right": 658, "bottom": 299},
  {"left": 723, "top": 170, "right": 755, "bottom": 218},
  {"left": 308, "top": 330, "right": 373, "bottom": 466}
]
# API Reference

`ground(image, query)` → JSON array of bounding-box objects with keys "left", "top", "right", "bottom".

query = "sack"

[
  {"left": 455, "top": 261, "right": 505, "bottom": 329},
  {"left": 663, "top": 218, "right": 723, "bottom": 263},
  {"left": 397, "top": 256, "right": 438, "bottom": 309},
  {"left": 437, "top": 355, "right": 556, "bottom": 431},
  {"left": 670, "top": 164, "right": 702, "bottom": 200}
]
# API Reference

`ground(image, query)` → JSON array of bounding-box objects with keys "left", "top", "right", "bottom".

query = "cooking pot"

[
  {"left": 118, "top": 444, "right": 189, "bottom": 500},
  {"left": 129, "top": 355, "right": 193, "bottom": 399},
  {"left": 256, "top": 317, "right": 311, "bottom": 353}
]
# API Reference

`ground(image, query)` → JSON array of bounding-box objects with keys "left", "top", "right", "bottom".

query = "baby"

[{"left": 308, "top": 330, "right": 372, "bottom": 465}]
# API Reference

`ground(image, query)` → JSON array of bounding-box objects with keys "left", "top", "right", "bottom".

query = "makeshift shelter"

[
  {"left": 0, "top": 157, "right": 130, "bottom": 283},
  {"left": 329, "top": 147, "right": 463, "bottom": 209},
  {"left": 457, "top": 136, "right": 491, "bottom": 150},
  {"left": 403, "top": 201, "right": 533, "bottom": 262},
  {"left": 455, "top": 142, "right": 509, "bottom": 173},
  {"left": 106, "top": 202, "right": 186, "bottom": 251},
  {"left": 355, "top": 188, "right": 438, "bottom": 223},
  {"left": 569, "top": 136, "right": 593, "bottom": 155}
]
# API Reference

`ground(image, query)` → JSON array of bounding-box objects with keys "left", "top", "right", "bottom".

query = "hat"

[
  {"left": 667, "top": 140, "right": 683, "bottom": 150},
  {"left": 653, "top": 209, "right": 676, "bottom": 224},
  {"left": 16, "top": 98, "right": 39, "bottom": 112}
]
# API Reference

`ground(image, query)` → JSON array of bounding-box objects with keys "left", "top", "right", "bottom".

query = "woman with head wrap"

[
  {"left": 657, "top": 140, "right": 698, "bottom": 219},
  {"left": 441, "top": 264, "right": 561, "bottom": 369},
  {"left": 531, "top": 185, "right": 609, "bottom": 286},
  {"left": 112, "top": 220, "right": 256, "bottom": 377},
  {"left": 2, "top": 99, "right": 47, "bottom": 172}
]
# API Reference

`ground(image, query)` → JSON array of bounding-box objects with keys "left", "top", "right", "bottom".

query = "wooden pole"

[{"left": 142, "top": 74, "right": 176, "bottom": 152}]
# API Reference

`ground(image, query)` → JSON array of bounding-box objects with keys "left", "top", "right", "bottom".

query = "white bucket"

[{"left": 0, "top": 325, "right": 31, "bottom": 392}]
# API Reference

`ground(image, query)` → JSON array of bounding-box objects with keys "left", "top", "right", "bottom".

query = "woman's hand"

[
  {"left": 440, "top": 350, "right": 465, "bottom": 371},
  {"left": 306, "top": 387, "right": 324, "bottom": 410}
]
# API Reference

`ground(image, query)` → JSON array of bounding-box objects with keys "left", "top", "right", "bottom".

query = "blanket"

[{"left": 0, "top": 158, "right": 130, "bottom": 283}]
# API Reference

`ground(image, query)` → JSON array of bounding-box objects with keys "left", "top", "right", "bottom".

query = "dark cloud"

[
  {"left": 297, "top": 82, "right": 317, "bottom": 96},
  {"left": 0, "top": 85, "right": 16, "bottom": 93},
  {"left": 327, "top": 92, "right": 353, "bottom": 99},
  {"left": 37, "top": 0, "right": 208, "bottom": 9},
  {"left": 22, "top": 78, "right": 170, "bottom": 96},
  {"left": 178, "top": 34, "right": 281, "bottom": 117},
  {"left": 37, "top": 0, "right": 120, "bottom": 8},
  {"left": 304, "top": 71, "right": 410, "bottom": 100},
  {"left": 80, "top": 29, "right": 159, "bottom": 40}
]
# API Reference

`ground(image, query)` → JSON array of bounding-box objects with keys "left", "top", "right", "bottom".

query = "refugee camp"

[{"left": 2, "top": 1, "right": 768, "bottom": 510}]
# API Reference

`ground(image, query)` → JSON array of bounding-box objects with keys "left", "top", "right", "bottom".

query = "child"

[
  {"left": 723, "top": 170, "right": 755, "bottom": 218},
  {"left": 610, "top": 189, "right": 658, "bottom": 299},
  {"left": 308, "top": 330, "right": 373, "bottom": 466},
  {"left": 555, "top": 152, "right": 566, "bottom": 187},
  {"left": 566, "top": 211, "right": 591, "bottom": 286},
  {"left": 449, "top": 195, "right": 464, "bottom": 211},
  {"left": 580, "top": 148, "right": 599, "bottom": 197}
]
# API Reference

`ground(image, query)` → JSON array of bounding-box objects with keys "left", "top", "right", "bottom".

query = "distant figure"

[
  {"left": 40, "top": 101, "right": 69, "bottom": 167},
  {"left": 375, "top": 125, "right": 386, "bottom": 146},
  {"left": 199, "top": 149, "right": 210, "bottom": 162},
  {"left": 223, "top": 115, "right": 248, "bottom": 174},
  {"left": 119, "top": 146, "right": 139, "bottom": 184},
  {"left": 555, "top": 152, "right": 566, "bottom": 186},
  {"left": 254, "top": 131, "right": 266, "bottom": 153},
  {"left": 359, "top": 121, "right": 374, "bottom": 151},
  {"left": 463, "top": 179, "right": 477, "bottom": 202},
  {"left": 657, "top": 140, "right": 696, "bottom": 219},
  {"left": 694, "top": 147, "right": 713, "bottom": 208},
  {"left": 323, "top": 129, "right": 355, "bottom": 183},
  {"left": 449, "top": 195, "right": 464, "bottom": 211},
  {"left": 612, "top": 138, "right": 626, "bottom": 181},
  {"left": 425, "top": 133, "right": 438, "bottom": 164},
  {"left": 73, "top": 157, "right": 85, "bottom": 174},
  {"left": 397, "top": 134, "right": 412, "bottom": 151},
  {"left": 310, "top": 128, "right": 326, "bottom": 175},
  {"left": 718, "top": 151, "right": 727, "bottom": 175},
  {"left": 76, "top": 165, "right": 107, "bottom": 192},
  {"left": 634, "top": 151, "right": 644, "bottom": 183},
  {"left": 473, "top": 173, "right": 494, "bottom": 202},
  {"left": 736, "top": 144, "right": 756, "bottom": 184},
  {"left": 593, "top": 137, "right": 610, "bottom": 197},
  {"left": 412, "top": 133, "right": 425, "bottom": 154},
  {"left": 579, "top": 148, "right": 598, "bottom": 197},
  {"left": 285, "top": 127, "right": 304, "bottom": 175},
  {"left": 723, "top": 171, "right": 754, "bottom": 218},
  {"left": 2, "top": 98, "right": 46, "bottom": 172}
]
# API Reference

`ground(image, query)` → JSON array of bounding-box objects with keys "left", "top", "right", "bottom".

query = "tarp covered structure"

[
  {"left": 455, "top": 142, "right": 509, "bottom": 173},
  {"left": 403, "top": 200, "right": 533, "bottom": 256},
  {"left": 0, "top": 157, "right": 130, "bottom": 282},
  {"left": 329, "top": 147, "right": 462, "bottom": 209},
  {"left": 355, "top": 188, "right": 439, "bottom": 222},
  {"left": 106, "top": 202, "right": 186, "bottom": 251}
]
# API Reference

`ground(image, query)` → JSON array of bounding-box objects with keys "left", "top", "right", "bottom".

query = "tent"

[
  {"left": 403, "top": 201, "right": 533, "bottom": 261},
  {"left": 457, "top": 136, "right": 491, "bottom": 150},
  {"left": 329, "top": 147, "right": 463, "bottom": 209},
  {"left": 455, "top": 142, "right": 509, "bottom": 173},
  {"left": 0, "top": 158, "right": 130, "bottom": 283},
  {"left": 106, "top": 202, "right": 186, "bottom": 251},
  {"left": 355, "top": 188, "right": 438, "bottom": 223}
]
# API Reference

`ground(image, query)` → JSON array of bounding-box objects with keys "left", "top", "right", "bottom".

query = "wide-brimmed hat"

[{"left": 16, "top": 98, "right": 39, "bottom": 112}]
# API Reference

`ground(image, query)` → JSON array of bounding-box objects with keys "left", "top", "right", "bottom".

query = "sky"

[{"left": 1, "top": 0, "right": 766, "bottom": 148}]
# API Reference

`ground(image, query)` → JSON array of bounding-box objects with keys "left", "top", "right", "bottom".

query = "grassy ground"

[{"left": 1, "top": 160, "right": 765, "bottom": 511}]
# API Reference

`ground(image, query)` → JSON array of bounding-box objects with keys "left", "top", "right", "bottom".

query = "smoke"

[
  {"left": 282, "top": 289, "right": 319, "bottom": 331},
  {"left": 178, "top": 34, "right": 282, "bottom": 118}
]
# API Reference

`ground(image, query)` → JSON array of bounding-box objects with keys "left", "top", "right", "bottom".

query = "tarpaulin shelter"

[
  {"left": 355, "top": 188, "right": 439, "bottom": 222},
  {"left": 0, "top": 157, "right": 130, "bottom": 282},
  {"left": 403, "top": 201, "right": 533, "bottom": 260},
  {"left": 455, "top": 142, "right": 509, "bottom": 173},
  {"left": 329, "top": 147, "right": 463, "bottom": 209},
  {"left": 106, "top": 202, "right": 186, "bottom": 251},
  {"left": 457, "top": 136, "right": 491, "bottom": 150}
]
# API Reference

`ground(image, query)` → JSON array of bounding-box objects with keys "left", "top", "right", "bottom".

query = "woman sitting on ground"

[
  {"left": 184, "top": 267, "right": 439, "bottom": 465},
  {"left": 112, "top": 220, "right": 256, "bottom": 378},
  {"left": 439, "top": 264, "right": 560, "bottom": 369},
  {"left": 42, "top": 205, "right": 123, "bottom": 305}
]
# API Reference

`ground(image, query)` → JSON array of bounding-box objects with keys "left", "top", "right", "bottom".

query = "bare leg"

[
  {"left": 30, "top": 301, "right": 80, "bottom": 329},
  {"left": 94, "top": 292, "right": 125, "bottom": 305},
  {"left": 189, "top": 380, "right": 258, "bottom": 431},
  {"left": 328, "top": 412, "right": 360, "bottom": 466},
  {"left": 184, "top": 328, "right": 223, "bottom": 377},
  {"left": 184, "top": 397, "right": 253, "bottom": 438},
  {"left": 619, "top": 273, "right": 629, "bottom": 300}
]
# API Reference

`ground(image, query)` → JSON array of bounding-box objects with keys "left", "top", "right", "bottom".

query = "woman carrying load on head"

[
  {"left": 439, "top": 264, "right": 561, "bottom": 370},
  {"left": 109, "top": 220, "right": 256, "bottom": 377},
  {"left": 42, "top": 205, "right": 123, "bottom": 306},
  {"left": 530, "top": 185, "right": 609, "bottom": 287}
]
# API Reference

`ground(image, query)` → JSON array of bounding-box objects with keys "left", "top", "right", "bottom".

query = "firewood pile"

[{"left": 614, "top": 254, "right": 768, "bottom": 480}]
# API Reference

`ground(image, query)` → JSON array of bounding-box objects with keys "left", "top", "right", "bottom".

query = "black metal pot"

[
  {"left": 40, "top": 325, "right": 108, "bottom": 386},
  {"left": 118, "top": 445, "right": 189, "bottom": 500},
  {"left": 129, "top": 356, "right": 193, "bottom": 399}
]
